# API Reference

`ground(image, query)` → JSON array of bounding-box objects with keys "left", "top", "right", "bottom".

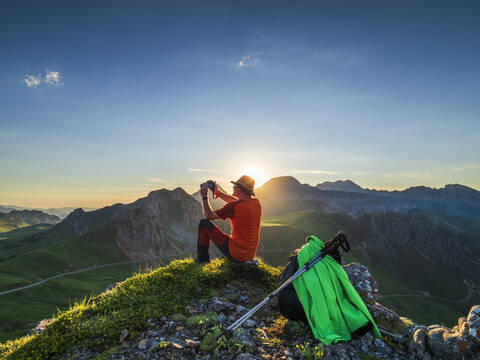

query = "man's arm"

[
  {"left": 200, "top": 184, "right": 220, "bottom": 220},
  {"left": 214, "top": 183, "right": 237, "bottom": 203}
]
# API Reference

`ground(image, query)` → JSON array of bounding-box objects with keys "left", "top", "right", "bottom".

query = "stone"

[
  {"left": 31, "top": 319, "right": 54, "bottom": 335},
  {"left": 245, "top": 319, "right": 257, "bottom": 328},
  {"left": 185, "top": 338, "right": 200, "bottom": 347},
  {"left": 217, "top": 313, "right": 227, "bottom": 323},
  {"left": 343, "top": 263, "right": 378, "bottom": 303},
  {"left": 238, "top": 295, "right": 249, "bottom": 303},
  {"left": 374, "top": 338, "right": 392, "bottom": 355},
  {"left": 212, "top": 298, "right": 236, "bottom": 312},
  {"left": 138, "top": 338, "right": 151, "bottom": 350},
  {"left": 134, "top": 352, "right": 146, "bottom": 360},
  {"left": 119, "top": 329, "right": 129, "bottom": 343},
  {"left": 467, "top": 304, "right": 480, "bottom": 341},
  {"left": 237, "top": 353, "right": 255, "bottom": 360},
  {"left": 409, "top": 328, "right": 426, "bottom": 358},
  {"left": 171, "top": 341, "right": 184, "bottom": 349}
]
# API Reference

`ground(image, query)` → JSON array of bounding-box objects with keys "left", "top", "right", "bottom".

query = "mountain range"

[
  {"left": 0, "top": 210, "right": 60, "bottom": 233},
  {"left": 0, "top": 205, "right": 96, "bottom": 219},
  {"left": 1, "top": 176, "right": 479, "bottom": 340}
]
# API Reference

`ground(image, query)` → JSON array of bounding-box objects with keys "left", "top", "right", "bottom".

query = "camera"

[{"left": 201, "top": 180, "right": 215, "bottom": 190}]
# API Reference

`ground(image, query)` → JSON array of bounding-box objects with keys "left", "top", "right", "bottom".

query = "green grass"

[
  {"left": 0, "top": 231, "right": 129, "bottom": 291},
  {"left": 0, "top": 264, "right": 136, "bottom": 342},
  {"left": 378, "top": 290, "right": 480, "bottom": 327},
  {"left": 0, "top": 258, "right": 281, "bottom": 360},
  {"left": 0, "top": 225, "right": 53, "bottom": 260}
]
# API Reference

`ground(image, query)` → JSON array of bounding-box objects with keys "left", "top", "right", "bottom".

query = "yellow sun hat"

[{"left": 231, "top": 175, "right": 255, "bottom": 196}]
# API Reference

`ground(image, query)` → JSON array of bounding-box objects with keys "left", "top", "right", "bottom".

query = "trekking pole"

[{"left": 227, "top": 232, "right": 350, "bottom": 331}]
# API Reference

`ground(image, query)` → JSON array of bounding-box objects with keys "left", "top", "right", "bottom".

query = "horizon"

[
  {"left": 2, "top": 176, "right": 479, "bottom": 210},
  {"left": 1, "top": 1, "right": 479, "bottom": 208}
]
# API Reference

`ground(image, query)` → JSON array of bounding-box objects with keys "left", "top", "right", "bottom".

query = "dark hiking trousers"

[{"left": 196, "top": 219, "right": 236, "bottom": 263}]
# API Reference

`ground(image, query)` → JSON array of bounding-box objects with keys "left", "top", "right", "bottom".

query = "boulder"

[{"left": 343, "top": 262, "right": 378, "bottom": 303}]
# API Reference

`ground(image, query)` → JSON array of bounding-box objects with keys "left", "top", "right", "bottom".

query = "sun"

[{"left": 237, "top": 167, "right": 268, "bottom": 188}]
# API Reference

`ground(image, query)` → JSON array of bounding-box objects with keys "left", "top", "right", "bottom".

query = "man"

[{"left": 196, "top": 175, "right": 262, "bottom": 263}]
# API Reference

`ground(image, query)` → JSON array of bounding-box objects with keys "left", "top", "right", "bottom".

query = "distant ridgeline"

[
  {"left": 0, "top": 210, "right": 60, "bottom": 233},
  {"left": 0, "top": 177, "right": 479, "bottom": 342}
]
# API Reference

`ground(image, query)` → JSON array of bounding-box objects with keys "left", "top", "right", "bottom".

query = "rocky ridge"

[
  {"left": 30, "top": 261, "right": 480, "bottom": 360},
  {"left": 58, "top": 188, "right": 202, "bottom": 259},
  {"left": 0, "top": 210, "right": 61, "bottom": 232}
]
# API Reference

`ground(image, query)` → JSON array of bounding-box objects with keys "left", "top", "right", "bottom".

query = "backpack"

[{"left": 277, "top": 245, "right": 372, "bottom": 338}]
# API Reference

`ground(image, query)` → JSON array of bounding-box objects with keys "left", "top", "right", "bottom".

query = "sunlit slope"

[
  {"left": 0, "top": 259, "right": 281, "bottom": 360},
  {"left": 0, "top": 228, "right": 129, "bottom": 292},
  {"left": 0, "top": 264, "right": 135, "bottom": 343}
]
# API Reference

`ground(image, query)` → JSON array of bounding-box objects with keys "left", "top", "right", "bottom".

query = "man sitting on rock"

[{"left": 196, "top": 175, "right": 262, "bottom": 263}]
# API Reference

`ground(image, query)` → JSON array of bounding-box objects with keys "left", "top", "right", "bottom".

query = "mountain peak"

[
  {"left": 316, "top": 179, "right": 365, "bottom": 193},
  {"left": 257, "top": 176, "right": 303, "bottom": 195}
]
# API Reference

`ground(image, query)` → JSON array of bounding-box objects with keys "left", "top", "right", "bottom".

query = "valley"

[{"left": 1, "top": 178, "right": 479, "bottom": 343}]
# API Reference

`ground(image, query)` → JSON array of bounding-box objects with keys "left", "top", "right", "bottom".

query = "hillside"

[
  {"left": 0, "top": 210, "right": 60, "bottom": 233},
  {"left": 1, "top": 258, "right": 479, "bottom": 360}
]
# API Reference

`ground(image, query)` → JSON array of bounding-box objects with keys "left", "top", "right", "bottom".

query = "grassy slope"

[
  {"left": 0, "top": 264, "right": 135, "bottom": 342},
  {"left": 0, "top": 230, "right": 129, "bottom": 291},
  {"left": 0, "top": 259, "right": 281, "bottom": 360},
  {"left": 0, "top": 225, "right": 53, "bottom": 260}
]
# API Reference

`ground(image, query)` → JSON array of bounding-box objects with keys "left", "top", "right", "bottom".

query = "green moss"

[
  {"left": 0, "top": 258, "right": 280, "bottom": 359},
  {"left": 170, "top": 313, "right": 187, "bottom": 322},
  {"left": 185, "top": 312, "right": 217, "bottom": 328}
]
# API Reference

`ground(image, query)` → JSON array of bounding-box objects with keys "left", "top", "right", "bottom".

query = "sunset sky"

[{"left": 1, "top": 1, "right": 479, "bottom": 208}]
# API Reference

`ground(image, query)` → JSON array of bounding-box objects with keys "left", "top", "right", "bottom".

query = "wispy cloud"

[
  {"left": 453, "top": 163, "right": 480, "bottom": 172},
  {"left": 44, "top": 71, "right": 62, "bottom": 86},
  {"left": 188, "top": 168, "right": 217, "bottom": 172},
  {"left": 292, "top": 170, "right": 341, "bottom": 175},
  {"left": 237, "top": 52, "right": 261, "bottom": 68},
  {"left": 23, "top": 75, "right": 42, "bottom": 87},
  {"left": 147, "top": 177, "right": 165, "bottom": 183},
  {"left": 22, "top": 70, "right": 63, "bottom": 87}
]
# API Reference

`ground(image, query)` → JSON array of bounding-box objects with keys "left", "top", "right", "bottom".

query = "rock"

[
  {"left": 467, "top": 304, "right": 480, "bottom": 341},
  {"left": 374, "top": 338, "right": 392, "bottom": 355},
  {"left": 31, "top": 319, "right": 54, "bottom": 335},
  {"left": 233, "top": 328, "right": 256, "bottom": 348},
  {"left": 137, "top": 338, "right": 151, "bottom": 350},
  {"left": 236, "top": 353, "right": 255, "bottom": 360},
  {"left": 217, "top": 313, "right": 227, "bottom": 323},
  {"left": 409, "top": 328, "right": 426, "bottom": 358},
  {"left": 212, "top": 298, "right": 236, "bottom": 312},
  {"left": 185, "top": 338, "right": 200, "bottom": 347},
  {"left": 236, "top": 305, "right": 247, "bottom": 314},
  {"left": 245, "top": 319, "right": 257, "bottom": 328},
  {"left": 171, "top": 341, "right": 184, "bottom": 349},
  {"left": 421, "top": 305, "right": 480, "bottom": 360},
  {"left": 238, "top": 295, "right": 249, "bottom": 303},
  {"left": 133, "top": 351, "right": 146, "bottom": 360},
  {"left": 343, "top": 262, "right": 378, "bottom": 303},
  {"left": 119, "top": 329, "right": 129, "bottom": 343},
  {"left": 105, "top": 282, "right": 120, "bottom": 292}
]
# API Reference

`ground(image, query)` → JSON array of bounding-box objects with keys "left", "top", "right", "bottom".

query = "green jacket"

[{"left": 292, "top": 235, "right": 381, "bottom": 344}]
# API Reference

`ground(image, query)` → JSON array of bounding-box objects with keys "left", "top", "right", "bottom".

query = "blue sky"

[{"left": 1, "top": 0, "right": 479, "bottom": 207}]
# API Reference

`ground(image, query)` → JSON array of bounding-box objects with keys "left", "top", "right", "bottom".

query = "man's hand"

[{"left": 200, "top": 183, "right": 208, "bottom": 198}]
